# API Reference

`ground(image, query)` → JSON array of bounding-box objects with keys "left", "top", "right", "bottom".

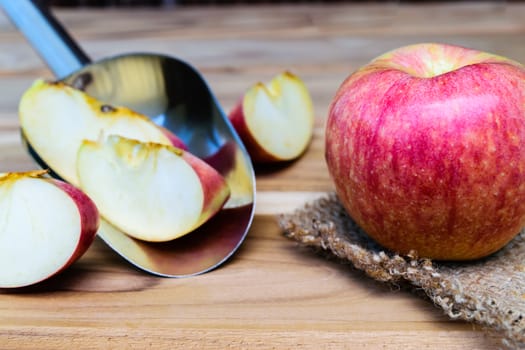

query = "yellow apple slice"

[
  {"left": 19, "top": 79, "right": 186, "bottom": 186},
  {"left": 76, "top": 135, "right": 230, "bottom": 242},
  {"left": 0, "top": 170, "right": 99, "bottom": 288},
  {"left": 229, "top": 71, "right": 314, "bottom": 163}
]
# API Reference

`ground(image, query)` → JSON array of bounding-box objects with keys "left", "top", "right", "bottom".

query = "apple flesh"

[
  {"left": 326, "top": 43, "right": 525, "bottom": 260},
  {"left": 76, "top": 135, "right": 230, "bottom": 242},
  {"left": 0, "top": 170, "right": 99, "bottom": 288},
  {"left": 19, "top": 79, "right": 186, "bottom": 186},
  {"left": 229, "top": 71, "right": 314, "bottom": 163}
]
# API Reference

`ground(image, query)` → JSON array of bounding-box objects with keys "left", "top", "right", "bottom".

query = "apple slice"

[
  {"left": 228, "top": 71, "right": 314, "bottom": 163},
  {"left": 76, "top": 135, "right": 230, "bottom": 242},
  {"left": 0, "top": 170, "right": 99, "bottom": 288},
  {"left": 19, "top": 79, "right": 186, "bottom": 186}
]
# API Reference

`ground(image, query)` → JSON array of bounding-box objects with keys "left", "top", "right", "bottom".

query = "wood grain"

[{"left": 0, "top": 3, "right": 522, "bottom": 348}]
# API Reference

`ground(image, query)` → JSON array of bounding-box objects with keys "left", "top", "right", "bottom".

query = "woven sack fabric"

[{"left": 280, "top": 193, "right": 525, "bottom": 349}]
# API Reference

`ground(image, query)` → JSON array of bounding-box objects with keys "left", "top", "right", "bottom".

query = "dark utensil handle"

[{"left": 0, "top": 0, "right": 91, "bottom": 78}]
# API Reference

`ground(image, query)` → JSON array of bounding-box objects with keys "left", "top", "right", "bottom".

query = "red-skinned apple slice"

[
  {"left": 76, "top": 135, "right": 230, "bottom": 242},
  {"left": 19, "top": 79, "right": 186, "bottom": 186},
  {"left": 229, "top": 71, "right": 314, "bottom": 163},
  {"left": 0, "top": 170, "right": 99, "bottom": 288}
]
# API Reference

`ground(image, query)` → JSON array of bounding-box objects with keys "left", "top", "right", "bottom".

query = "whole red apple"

[{"left": 325, "top": 43, "right": 525, "bottom": 260}]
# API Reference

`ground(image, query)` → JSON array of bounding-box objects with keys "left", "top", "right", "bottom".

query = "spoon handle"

[{"left": 0, "top": 0, "right": 90, "bottom": 78}]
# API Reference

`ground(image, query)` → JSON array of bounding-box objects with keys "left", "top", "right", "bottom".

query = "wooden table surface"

[{"left": 0, "top": 3, "right": 523, "bottom": 349}]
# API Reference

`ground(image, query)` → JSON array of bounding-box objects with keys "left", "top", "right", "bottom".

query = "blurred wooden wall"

[{"left": 49, "top": 0, "right": 510, "bottom": 7}]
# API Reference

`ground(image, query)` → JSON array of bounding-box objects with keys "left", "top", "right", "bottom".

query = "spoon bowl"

[{"left": 2, "top": 2, "right": 255, "bottom": 277}]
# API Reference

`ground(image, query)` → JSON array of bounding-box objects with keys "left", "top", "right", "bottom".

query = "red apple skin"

[
  {"left": 159, "top": 125, "right": 188, "bottom": 151},
  {"left": 178, "top": 148, "right": 231, "bottom": 225},
  {"left": 326, "top": 43, "right": 525, "bottom": 260},
  {"left": 51, "top": 179, "right": 99, "bottom": 269},
  {"left": 229, "top": 100, "right": 278, "bottom": 163}
]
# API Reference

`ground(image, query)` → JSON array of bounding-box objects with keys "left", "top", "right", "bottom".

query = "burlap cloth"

[{"left": 279, "top": 193, "right": 525, "bottom": 349}]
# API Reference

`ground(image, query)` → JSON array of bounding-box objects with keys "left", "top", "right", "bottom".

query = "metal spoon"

[{"left": 0, "top": 0, "right": 256, "bottom": 277}]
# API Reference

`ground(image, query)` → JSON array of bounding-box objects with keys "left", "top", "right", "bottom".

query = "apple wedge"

[
  {"left": 76, "top": 135, "right": 230, "bottom": 242},
  {"left": 228, "top": 71, "right": 314, "bottom": 163},
  {"left": 0, "top": 170, "right": 99, "bottom": 288},
  {"left": 19, "top": 79, "right": 186, "bottom": 186}
]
